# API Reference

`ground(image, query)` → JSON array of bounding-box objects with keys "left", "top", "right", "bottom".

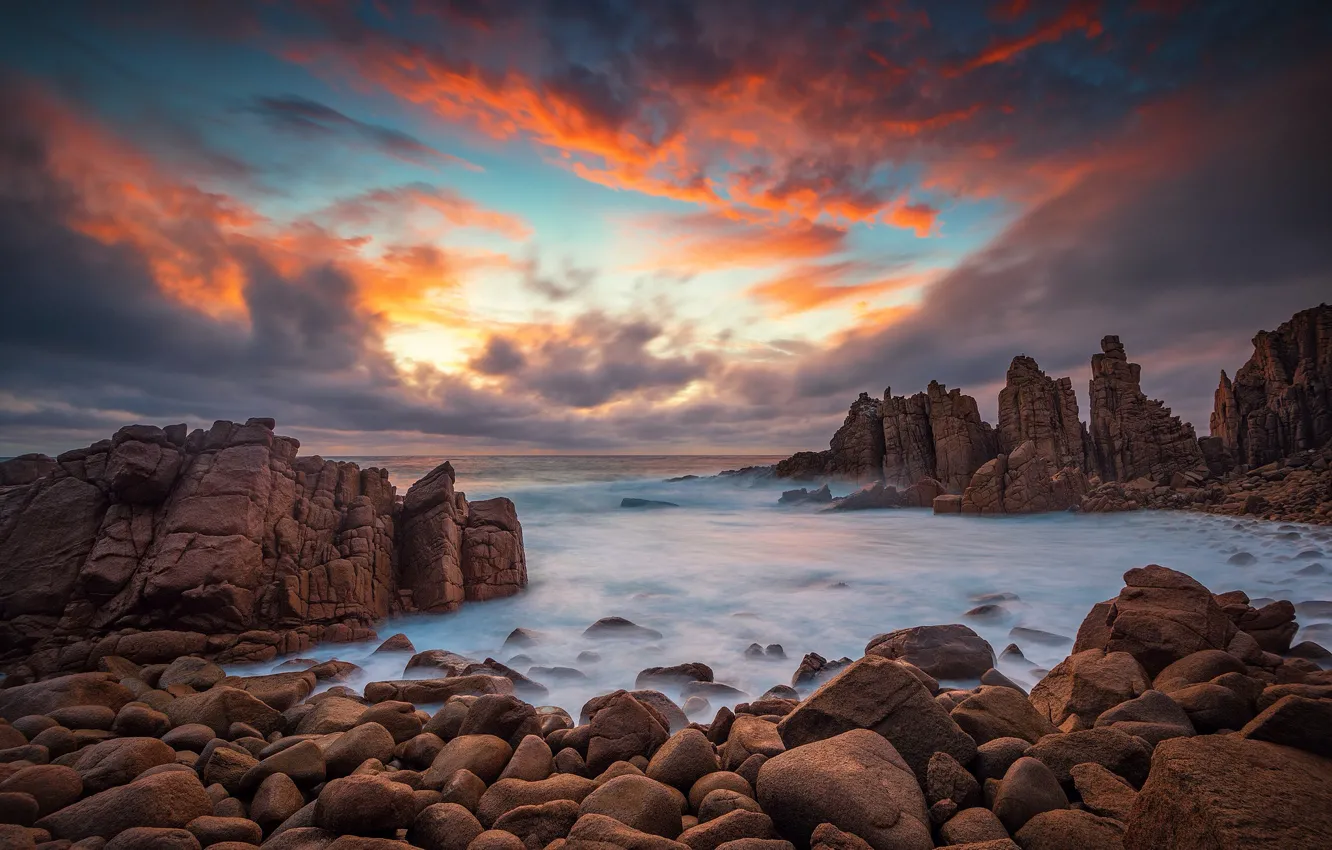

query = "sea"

[{"left": 229, "top": 455, "right": 1332, "bottom": 716}]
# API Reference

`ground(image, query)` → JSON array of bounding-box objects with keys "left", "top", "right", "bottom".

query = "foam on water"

[{"left": 229, "top": 457, "right": 1332, "bottom": 716}]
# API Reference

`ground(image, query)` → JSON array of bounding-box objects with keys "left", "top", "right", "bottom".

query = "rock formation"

[
  {"left": 961, "top": 440, "right": 1090, "bottom": 515},
  {"left": 1087, "top": 336, "right": 1205, "bottom": 484},
  {"left": 1211, "top": 303, "right": 1332, "bottom": 468},
  {"left": 826, "top": 392, "right": 886, "bottom": 483},
  {"left": 997, "top": 356, "right": 1091, "bottom": 471},
  {"left": 0, "top": 419, "right": 526, "bottom": 678}
]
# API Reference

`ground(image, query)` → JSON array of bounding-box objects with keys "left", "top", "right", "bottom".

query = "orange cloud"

[
  {"left": 746, "top": 263, "right": 921, "bottom": 315},
  {"left": 23, "top": 84, "right": 526, "bottom": 332},
  {"left": 948, "top": 2, "right": 1102, "bottom": 76},
  {"left": 637, "top": 214, "right": 850, "bottom": 272}
]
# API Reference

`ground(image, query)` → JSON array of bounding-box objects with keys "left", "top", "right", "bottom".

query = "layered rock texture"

[
  {"left": 0, "top": 563, "right": 1327, "bottom": 850},
  {"left": 1087, "top": 336, "right": 1205, "bottom": 484},
  {"left": 0, "top": 419, "right": 526, "bottom": 678},
  {"left": 776, "top": 311, "right": 1332, "bottom": 521},
  {"left": 1211, "top": 303, "right": 1332, "bottom": 468}
]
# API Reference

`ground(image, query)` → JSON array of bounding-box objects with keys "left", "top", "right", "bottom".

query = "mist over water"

[{"left": 233, "top": 456, "right": 1332, "bottom": 717}]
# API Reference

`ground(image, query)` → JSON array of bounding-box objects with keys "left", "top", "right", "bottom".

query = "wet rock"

[
  {"left": 637, "top": 665, "right": 715, "bottom": 689},
  {"left": 620, "top": 499, "right": 679, "bottom": 509},
  {"left": 777, "top": 655, "right": 976, "bottom": 782},
  {"left": 584, "top": 618, "right": 665, "bottom": 641},
  {"left": 864, "top": 624, "right": 995, "bottom": 679}
]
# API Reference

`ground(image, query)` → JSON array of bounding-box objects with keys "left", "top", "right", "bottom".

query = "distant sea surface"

[{"left": 220, "top": 454, "right": 1332, "bottom": 715}]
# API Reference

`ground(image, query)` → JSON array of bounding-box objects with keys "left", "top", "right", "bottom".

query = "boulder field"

[
  {"left": 0, "top": 564, "right": 1329, "bottom": 849},
  {"left": 0, "top": 419, "right": 527, "bottom": 682}
]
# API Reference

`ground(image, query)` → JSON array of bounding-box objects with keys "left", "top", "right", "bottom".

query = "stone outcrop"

[
  {"left": 961, "top": 441, "right": 1089, "bottom": 515},
  {"left": 996, "top": 356, "right": 1091, "bottom": 471},
  {"left": 0, "top": 418, "right": 527, "bottom": 678},
  {"left": 1087, "top": 336, "right": 1205, "bottom": 485},
  {"left": 1211, "top": 303, "right": 1332, "bottom": 468}
]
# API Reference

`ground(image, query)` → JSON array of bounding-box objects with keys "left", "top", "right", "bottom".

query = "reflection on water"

[{"left": 230, "top": 456, "right": 1332, "bottom": 716}]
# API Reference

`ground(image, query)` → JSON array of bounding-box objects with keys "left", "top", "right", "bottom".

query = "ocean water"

[{"left": 235, "top": 455, "right": 1332, "bottom": 716}]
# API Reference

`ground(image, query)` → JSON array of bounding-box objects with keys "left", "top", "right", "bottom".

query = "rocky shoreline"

[
  {"left": 0, "top": 420, "right": 527, "bottom": 683},
  {"left": 772, "top": 304, "right": 1332, "bottom": 525},
  {"left": 0, "top": 563, "right": 1328, "bottom": 849}
]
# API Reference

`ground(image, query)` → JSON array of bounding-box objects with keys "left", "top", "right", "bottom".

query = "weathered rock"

[
  {"left": 324, "top": 722, "right": 395, "bottom": 778},
  {"left": 567, "top": 812, "right": 690, "bottom": 850},
  {"left": 493, "top": 797, "right": 580, "bottom": 848},
  {"left": 697, "top": 790, "right": 763, "bottom": 823},
  {"left": 1093, "top": 689, "right": 1195, "bottom": 745},
  {"left": 864, "top": 625, "right": 994, "bottom": 680},
  {"left": 585, "top": 693, "right": 670, "bottom": 776},
  {"left": 580, "top": 774, "right": 682, "bottom": 839},
  {"left": 186, "top": 815, "right": 262, "bottom": 847},
  {"left": 0, "top": 674, "right": 132, "bottom": 719},
  {"left": 74, "top": 737, "right": 176, "bottom": 794},
  {"left": 719, "top": 717, "right": 783, "bottom": 773},
  {"left": 1015, "top": 809, "right": 1125, "bottom": 850},
  {"left": 961, "top": 440, "right": 1090, "bottom": 515},
  {"left": 1125, "top": 734, "right": 1332, "bottom": 848},
  {"left": 951, "top": 685, "right": 1059, "bottom": 745},
  {"left": 1030, "top": 650, "right": 1150, "bottom": 732},
  {"left": 756, "top": 730, "right": 930, "bottom": 850},
  {"left": 500, "top": 734, "right": 554, "bottom": 783},
  {"left": 165, "top": 687, "right": 282, "bottom": 738},
  {"left": 1168, "top": 683, "right": 1253, "bottom": 733},
  {"left": 314, "top": 774, "right": 417, "bottom": 835},
  {"left": 925, "top": 751, "right": 980, "bottom": 809},
  {"left": 777, "top": 656, "right": 976, "bottom": 782},
  {"left": 687, "top": 773, "right": 753, "bottom": 813},
  {"left": 409, "top": 802, "right": 485, "bottom": 850},
  {"left": 0, "top": 764, "right": 82, "bottom": 818},
  {"left": 424, "top": 735, "right": 514, "bottom": 788},
  {"left": 1027, "top": 728, "right": 1151, "bottom": 789},
  {"left": 677, "top": 809, "right": 776, "bottom": 850},
  {"left": 991, "top": 757, "right": 1067, "bottom": 834},
  {"left": 477, "top": 775, "right": 599, "bottom": 828},
  {"left": 646, "top": 730, "right": 718, "bottom": 792},
  {"left": 1238, "top": 694, "right": 1332, "bottom": 757},
  {"left": 1088, "top": 337, "right": 1204, "bottom": 484},
  {"left": 252, "top": 772, "right": 306, "bottom": 834},
  {"left": 35, "top": 768, "right": 213, "bottom": 841},
  {"left": 998, "top": 356, "right": 1091, "bottom": 472},
  {"left": 939, "top": 808, "right": 1011, "bottom": 845},
  {"left": 1211, "top": 304, "right": 1332, "bottom": 468},
  {"left": 1071, "top": 763, "right": 1138, "bottom": 822},
  {"left": 0, "top": 423, "right": 526, "bottom": 678}
]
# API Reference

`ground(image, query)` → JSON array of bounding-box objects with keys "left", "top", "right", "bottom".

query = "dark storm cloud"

[{"left": 246, "top": 94, "right": 474, "bottom": 169}]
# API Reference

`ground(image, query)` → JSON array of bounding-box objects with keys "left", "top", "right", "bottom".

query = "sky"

[{"left": 1, "top": 0, "right": 1330, "bottom": 456}]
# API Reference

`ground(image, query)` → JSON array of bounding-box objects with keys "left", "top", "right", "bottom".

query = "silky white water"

[{"left": 232, "top": 456, "right": 1332, "bottom": 716}]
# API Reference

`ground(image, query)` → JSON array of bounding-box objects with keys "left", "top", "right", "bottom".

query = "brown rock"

[
  {"left": 0, "top": 674, "right": 132, "bottom": 720},
  {"left": 104, "top": 826, "right": 202, "bottom": 850},
  {"left": 251, "top": 772, "right": 306, "bottom": 834},
  {"left": 580, "top": 775, "right": 682, "bottom": 839},
  {"left": 939, "top": 808, "right": 1010, "bottom": 845},
  {"left": 1027, "top": 728, "right": 1151, "bottom": 790},
  {"left": 477, "top": 775, "right": 599, "bottom": 828},
  {"left": 997, "top": 356, "right": 1091, "bottom": 471},
  {"left": 1015, "top": 809, "right": 1125, "bottom": 850},
  {"left": 1099, "top": 566, "right": 1237, "bottom": 677},
  {"left": 1125, "top": 734, "right": 1332, "bottom": 848},
  {"left": 74, "top": 737, "right": 176, "bottom": 794},
  {"left": 1070, "top": 763, "right": 1137, "bottom": 822},
  {"left": 686, "top": 773, "right": 753, "bottom": 814},
  {"left": 1237, "top": 694, "right": 1332, "bottom": 757},
  {"left": 1030, "top": 650, "right": 1149, "bottom": 732},
  {"left": 314, "top": 774, "right": 416, "bottom": 835},
  {"left": 493, "top": 798, "right": 580, "bottom": 848},
  {"left": 185, "top": 815, "right": 262, "bottom": 846},
  {"left": 35, "top": 769, "right": 213, "bottom": 841},
  {"left": 756, "top": 730, "right": 930, "bottom": 850},
  {"left": 409, "top": 802, "right": 485, "bottom": 850},
  {"left": 166, "top": 688, "right": 282, "bottom": 739},
  {"left": 951, "top": 685, "right": 1059, "bottom": 745},
  {"left": 677, "top": 809, "right": 775, "bottom": 850},
  {"left": 323, "top": 722, "right": 394, "bottom": 778},
  {"left": 567, "top": 812, "right": 689, "bottom": 850},
  {"left": 647, "top": 730, "right": 718, "bottom": 791},
  {"left": 864, "top": 625, "right": 994, "bottom": 679},
  {"left": 586, "top": 693, "right": 670, "bottom": 776},
  {"left": 0, "top": 764, "right": 82, "bottom": 818},
  {"left": 1088, "top": 336, "right": 1204, "bottom": 484},
  {"left": 424, "top": 735, "right": 514, "bottom": 789},
  {"left": 991, "top": 757, "right": 1067, "bottom": 834}
]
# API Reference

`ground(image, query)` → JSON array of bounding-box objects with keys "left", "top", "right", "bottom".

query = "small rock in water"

[
  {"left": 1295, "top": 563, "right": 1326, "bottom": 575},
  {"left": 765, "top": 644, "right": 786, "bottom": 659},
  {"left": 1008, "top": 627, "right": 1071, "bottom": 646},
  {"left": 1287, "top": 641, "right": 1332, "bottom": 659},
  {"left": 506, "top": 655, "right": 533, "bottom": 666},
  {"left": 966, "top": 604, "right": 1008, "bottom": 621},
  {"left": 1295, "top": 601, "right": 1332, "bottom": 619},
  {"left": 1228, "top": 552, "right": 1257, "bottom": 565},
  {"left": 583, "top": 617, "right": 664, "bottom": 640},
  {"left": 620, "top": 498, "right": 679, "bottom": 509},
  {"left": 1295, "top": 549, "right": 1325, "bottom": 559},
  {"left": 682, "top": 696, "right": 711, "bottom": 718},
  {"left": 374, "top": 633, "right": 415, "bottom": 653},
  {"left": 1275, "top": 531, "right": 1303, "bottom": 540},
  {"left": 971, "top": 592, "right": 1021, "bottom": 604},
  {"left": 1000, "top": 643, "right": 1027, "bottom": 662},
  {"left": 577, "top": 651, "right": 601, "bottom": 663},
  {"left": 503, "top": 628, "right": 542, "bottom": 649},
  {"left": 682, "top": 681, "right": 749, "bottom": 700}
]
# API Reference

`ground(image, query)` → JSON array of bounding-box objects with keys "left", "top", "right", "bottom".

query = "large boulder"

[
  {"left": 756, "top": 730, "right": 930, "bottom": 850},
  {"left": 0, "top": 674, "right": 132, "bottom": 719},
  {"left": 1029, "top": 650, "right": 1150, "bottom": 732},
  {"left": 1094, "top": 566, "right": 1237, "bottom": 677},
  {"left": 950, "top": 685, "right": 1059, "bottom": 745},
  {"left": 164, "top": 687, "right": 283, "bottom": 737},
  {"left": 586, "top": 692, "right": 670, "bottom": 775},
  {"left": 864, "top": 624, "right": 995, "bottom": 679},
  {"left": 777, "top": 656, "right": 976, "bottom": 781},
  {"left": 1125, "top": 734, "right": 1332, "bottom": 848},
  {"left": 35, "top": 769, "right": 213, "bottom": 841},
  {"left": 579, "top": 774, "right": 683, "bottom": 839}
]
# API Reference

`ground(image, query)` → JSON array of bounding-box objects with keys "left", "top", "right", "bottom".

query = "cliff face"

[
  {"left": 1211, "top": 303, "right": 1332, "bottom": 468},
  {"left": 996, "top": 356, "right": 1091, "bottom": 471},
  {"left": 961, "top": 440, "right": 1090, "bottom": 515},
  {"left": 0, "top": 418, "right": 526, "bottom": 676},
  {"left": 1087, "top": 336, "right": 1204, "bottom": 484},
  {"left": 879, "top": 383, "right": 999, "bottom": 492}
]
